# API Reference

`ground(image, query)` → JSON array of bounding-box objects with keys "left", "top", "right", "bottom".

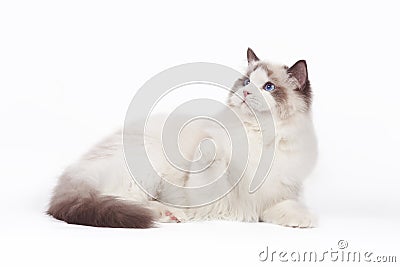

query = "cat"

[{"left": 47, "top": 48, "right": 318, "bottom": 228}]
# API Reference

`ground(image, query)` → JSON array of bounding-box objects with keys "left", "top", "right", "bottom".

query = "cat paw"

[
  {"left": 157, "top": 208, "right": 187, "bottom": 223},
  {"left": 164, "top": 210, "right": 181, "bottom": 223},
  {"left": 262, "top": 199, "right": 317, "bottom": 228},
  {"left": 149, "top": 201, "right": 187, "bottom": 223}
]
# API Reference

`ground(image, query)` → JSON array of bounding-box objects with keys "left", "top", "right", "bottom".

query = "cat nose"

[{"left": 243, "top": 90, "right": 251, "bottom": 98}]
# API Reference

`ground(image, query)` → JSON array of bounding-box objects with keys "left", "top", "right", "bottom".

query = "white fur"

[{"left": 56, "top": 60, "right": 318, "bottom": 228}]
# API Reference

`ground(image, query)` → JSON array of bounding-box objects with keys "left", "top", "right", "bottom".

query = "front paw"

[
  {"left": 261, "top": 199, "right": 317, "bottom": 228},
  {"left": 149, "top": 201, "right": 188, "bottom": 223}
]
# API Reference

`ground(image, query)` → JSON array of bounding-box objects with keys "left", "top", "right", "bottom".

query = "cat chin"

[
  {"left": 225, "top": 103, "right": 263, "bottom": 126},
  {"left": 239, "top": 101, "right": 272, "bottom": 117},
  {"left": 228, "top": 102, "right": 252, "bottom": 117}
]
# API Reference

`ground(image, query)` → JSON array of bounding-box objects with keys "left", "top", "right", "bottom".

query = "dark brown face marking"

[
  {"left": 257, "top": 62, "right": 274, "bottom": 76},
  {"left": 271, "top": 85, "right": 288, "bottom": 106},
  {"left": 230, "top": 76, "right": 247, "bottom": 94},
  {"left": 246, "top": 62, "right": 273, "bottom": 77}
]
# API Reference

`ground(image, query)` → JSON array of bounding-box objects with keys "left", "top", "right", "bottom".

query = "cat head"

[{"left": 228, "top": 48, "right": 312, "bottom": 120}]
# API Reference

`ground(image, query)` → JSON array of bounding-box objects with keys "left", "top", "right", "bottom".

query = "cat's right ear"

[{"left": 247, "top": 48, "right": 259, "bottom": 64}]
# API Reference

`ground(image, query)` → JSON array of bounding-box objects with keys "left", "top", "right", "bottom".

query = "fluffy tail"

[{"left": 47, "top": 182, "right": 154, "bottom": 228}]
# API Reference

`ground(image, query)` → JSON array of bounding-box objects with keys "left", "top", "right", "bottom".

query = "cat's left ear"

[
  {"left": 288, "top": 60, "right": 308, "bottom": 89},
  {"left": 247, "top": 48, "right": 259, "bottom": 64}
]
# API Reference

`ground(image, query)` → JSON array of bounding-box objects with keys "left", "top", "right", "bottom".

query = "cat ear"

[
  {"left": 247, "top": 48, "right": 259, "bottom": 64},
  {"left": 288, "top": 60, "right": 308, "bottom": 89}
]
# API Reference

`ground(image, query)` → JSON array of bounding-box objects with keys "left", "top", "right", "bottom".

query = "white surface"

[{"left": 0, "top": 1, "right": 399, "bottom": 266}]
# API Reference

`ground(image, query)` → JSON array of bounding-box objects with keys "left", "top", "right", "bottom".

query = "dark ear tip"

[
  {"left": 247, "top": 47, "right": 259, "bottom": 63},
  {"left": 291, "top": 60, "right": 308, "bottom": 71},
  {"left": 288, "top": 60, "right": 309, "bottom": 86}
]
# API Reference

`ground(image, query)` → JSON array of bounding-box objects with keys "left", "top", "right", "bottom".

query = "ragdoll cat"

[{"left": 47, "top": 48, "right": 318, "bottom": 228}]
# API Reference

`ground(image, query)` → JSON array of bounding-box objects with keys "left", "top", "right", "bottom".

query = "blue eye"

[
  {"left": 243, "top": 78, "right": 250, "bottom": 86},
  {"left": 263, "top": 82, "right": 275, "bottom": 91}
]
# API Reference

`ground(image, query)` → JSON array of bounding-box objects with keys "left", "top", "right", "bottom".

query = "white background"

[{"left": 0, "top": 0, "right": 399, "bottom": 266}]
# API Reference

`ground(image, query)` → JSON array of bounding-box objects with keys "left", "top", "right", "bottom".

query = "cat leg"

[
  {"left": 148, "top": 201, "right": 188, "bottom": 223},
  {"left": 261, "top": 199, "right": 317, "bottom": 228}
]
